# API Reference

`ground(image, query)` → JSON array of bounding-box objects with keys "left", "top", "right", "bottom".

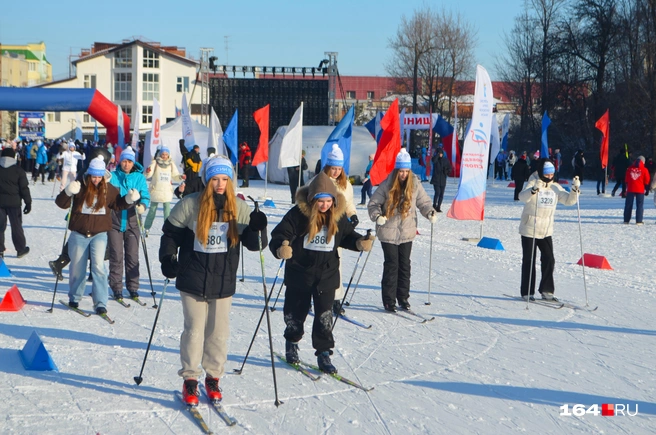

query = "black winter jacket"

[
  {"left": 0, "top": 157, "right": 31, "bottom": 209},
  {"left": 269, "top": 186, "right": 364, "bottom": 294},
  {"left": 430, "top": 154, "right": 452, "bottom": 187},
  {"left": 512, "top": 158, "right": 530, "bottom": 182},
  {"left": 159, "top": 192, "right": 266, "bottom": 299}
]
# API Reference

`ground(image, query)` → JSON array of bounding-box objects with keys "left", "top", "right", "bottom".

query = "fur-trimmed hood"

[{"left": 295, "top": 184, "right": 347, "bottom": 222}]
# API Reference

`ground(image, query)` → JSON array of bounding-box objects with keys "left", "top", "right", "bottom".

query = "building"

[{"left": 38, "top": 39, "right": 200, "bottom": 141}]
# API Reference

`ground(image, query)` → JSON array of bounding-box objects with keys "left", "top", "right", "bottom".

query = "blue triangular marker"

[
  {"left": 0, "top": 259, "right": 11, "bottom": 277},
  {"left": 477, "top": 237, "right": 505, "bottom": 251},
  {"left": 19, "top": 331, "right": 58, "bottom": 371}
]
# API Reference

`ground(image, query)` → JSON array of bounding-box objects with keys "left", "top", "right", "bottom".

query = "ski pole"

[
  {"left": 574, "top": 185, "right": 590, "bottom": 306},
  {"left": 134, "top": 278, "right": 169, "bottom": 385},
  {"left": 269, "top": 277, "right": 286, "bottom": 312},
  {"left": 239, "top": 244, "right": 245, "bottom": 282},
  {"left": 247, "top": 195, "right": 282, "bottom": 406},
  {"left": 233, "top": 259, "right": 284, "bottom": 374},
  {"left": 425, "top": 220, "right": 434, "bottom": 306},
  {"left": 345, "top": 226, "right": 377, "bottom": 307},
  {"left": 136, "top": 211, "right": 158, "bottom": 308},
  {"left": 47, "top": 200, "right": 73, "bottom": 313},
  {"left": 51, "top": 176, "right": 58, "bottom": 198},
  {"left": 332, "top": 230, "right": 371, "bottom": 331},
  {"left": 525, "top": 187, "right": 539, "bottom": 310}
]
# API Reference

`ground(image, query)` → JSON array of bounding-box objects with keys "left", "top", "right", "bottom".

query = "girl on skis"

[
  {"left": 368, "top": 148, "right": 437, "bottom": 312},
  {"left": 269, "top": 171, "right": 374, "bottom": 374},
  {"left": 55, "top": 156, "right": 140, "bottom": 315},
  {"left": 143, "top": 145, "right": 184, "bottom": 236},
  {"left": 159, "top": 155, "right": 268, "bottom": 406}
]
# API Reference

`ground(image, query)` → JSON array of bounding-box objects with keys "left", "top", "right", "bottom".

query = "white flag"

[
  {"left": 490, "top": 114, "right": 500, "bottom": 163},
  {"left": 131, "top": 107, "right": 140, "bottom": 149},
  {"left": 278, "top": 103, "right": 304, "bottom": 168},
  {"left": 149, "top": 98, "right": 162, "bottom": 156},
  {"left": 74, "top": 112, "right": 83, "bottom": 141},
  {"left": 181, "top": 93, "right": 196, "bottom": 147},
  {"left": 209, "top": 107, "right": 227, "bottom": 157}
]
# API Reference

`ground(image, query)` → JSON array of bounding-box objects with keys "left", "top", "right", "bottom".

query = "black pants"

[
  {"left": 520, "top": 236, "right": 555, "bottom": 296},
  {"left": 0, "top": 207, "right": 26, "bottom": 253},
  {"left": 432, "top": 184, "right": 445, "bottom": 210},
  {"left": 612, "top": 180, "right": 626, "bottom": 197},
  {"left": 380, "top": 241, "right": 412, "bottom": 306},
  {"left": 283, "top": 284, "right": 335, "bottom": 355},
  {"left": 514, "top": 181, "right": 525, "bottom": 200},
  {"left": 596, "top": 178, "right": 606, "bottom": 194},
  {"left": 108, "top": 226, "right": 141, "bottom": 294},
  {"left": 240, "top": 163, "right": 250, "bottom": 187},
  {"left": 360, "top": 179, "right": 372, "bottom": 204},
  {"left": 287, "top": 168, "right": 304, "bottom": 203}
]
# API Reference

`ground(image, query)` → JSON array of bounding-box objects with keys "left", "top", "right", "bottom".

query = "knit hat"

[
  {"left": 325, "top": 144, "right": 344, "bottom": 167},
  {"left": 638, "top": 155, "right": 645, "bottom": 164},
  {"left": 307, "top": 171, "right": 338, "bottom": 204},
  {"left": 119, "top": 146, "right": 136, "bottom": 163},
  {"left": 159, "top": 145, "right": 170, "bottom": 155},
  {"left": 68, "top": 141, "right": 76, "bottom": 150},
  {"left": 87, "top": 156, "right": 106, "bottom": 177},
  {"left": 201, "top": 155, "right": 233, "bottom": 184},
  {"left": 542, "top": 161, "right": 555, "bottom": 175},
  {"left": 395, "top": 148, "right": 412, "bottom": 169},
  {"left": 1, "top": 148, "right": 16, "bottom": 158}
]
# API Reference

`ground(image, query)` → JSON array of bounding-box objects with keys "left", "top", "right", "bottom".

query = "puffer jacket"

[
  {"left": 0, "top": 156, "right": 31, "bottom": 209},
  {"left": 108, "top": 162, "right": 150, "bottom": 232},
  {"left": 518, "top": 173, "right": 577, "bottom": 238},
  {"left": 269, "top": 185, "right": 363, "bottom": 294},
  {"left": 159, "top": 193, "right": 264, "bottom": 299},
  {"left": 146, "top": 157, "right": 182, "bottom": 203},
  {"left": 36, "top": 145, "right": 48, "bottom": 165},
  {"left": 368, "top": 173, "right": 434, "bottom": 245}
]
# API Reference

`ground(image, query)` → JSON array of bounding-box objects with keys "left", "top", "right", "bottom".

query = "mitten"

[
  {"left": 23, "top": 203, "right": 31, "bottom": 214},
  {"left": 350, "top": 214, "right": 359, "bottom": 228},
  {"left": 276, "top": 240, "right": 293, "bottom": 260},
  {"left": 376, "top": 215, "right": 387, "bottom": 226},
  {"left": 125, "top": 188, "right": 140, "bottom": 204},
  {"left": 356, "top": 235, "right": 376, "bottom": 252},
  {"left": 65, "top": 181, "right": 81, "bottom": 197},
  {"left": 428, "top": 210, "right": 438, "bottom": 224},
  {"left": 136, "top": 204, "right": 146, "bottom": 214},
  {"left": 160, "top": 254, "right": 179, "bottom": 279},
  {"left": 249, "top": 210, "right": 268, "bottom": 231}
]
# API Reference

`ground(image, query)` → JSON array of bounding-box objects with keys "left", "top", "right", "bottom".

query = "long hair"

[
  {"left": 75, "top": 175, "right": 107, "bottom": 213},
  {"left": 323, "top": 165, "right": 348, "bottom": 190},
  {"left": 196, "top": 177, "right": 239, "bottom": 248},
  {"left": 307, "top": 198, "right": 337, "bottom": 244},
  {"left": 385, "top": 169, "right": 414, "bottom": 219}
]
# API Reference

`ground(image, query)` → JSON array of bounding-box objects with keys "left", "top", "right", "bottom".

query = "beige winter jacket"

[
  {"left": 146, "top": 158, "right": 183, "bottom": 203},
  {"left": 518, "top": 173, "right": 577, "bottom": 239},
  {"left": 368, "top": 173, "right": 434, "bottom": 245}
]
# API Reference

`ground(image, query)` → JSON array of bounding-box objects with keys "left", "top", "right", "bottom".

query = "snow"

[{"left": 1, "top": 178, "right": 654, "bottom": 434}]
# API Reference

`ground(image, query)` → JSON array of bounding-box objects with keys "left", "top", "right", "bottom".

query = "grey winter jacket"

[{"left": 368, "top": 173, "right": 434, "bottom": 245}]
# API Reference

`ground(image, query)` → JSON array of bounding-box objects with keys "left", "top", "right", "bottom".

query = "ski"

[
  {"left": 98, "top": 312, "right": 115, "bottom": 324},
  {"left": 200, "top": 385, "right": 238, "bottom": 427},
  {"left": 399, "top": 308, "right": 435, "bottom": 323},
  {"left": 129, "top": 295, "right": 148, "bottom": 306},
  {"left": 275, "top": 352, "right": 321, "bottom": 381},
  {"left": 175, "top": 391, "right": 214, "bottom": 434},
  {"left": 296, "top": 359, "right": 374, "bottom": 392},
  {"left": 112, "top": 297, "right": 131, "bottom": 308},
  {"left": 385, "top": 308, "right": 432, "bottom": 323},
  {"left": 503, "top": 294, "right": 565, "bottom": 309},
  {"left": 59, "top": 300, "right": 91, "bottom": 317},
  {"left": 338, "top": 313, "right": 372, "bottom": 329},
  {"left": 558, "top": 300, "right": 598, "bottom": 312}
]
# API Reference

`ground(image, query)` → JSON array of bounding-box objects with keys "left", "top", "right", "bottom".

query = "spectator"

[
  {"left": 611, "top": 148, "right": 631, "bottom": 198},
  {"left": 238, "top": 142, "right": 252, "bottom": 188},
  {"left": 511, "top": 152, "right": 530, "bottom": 201},
  {"left": 623, "top": 156, "right": 650, "bottom": 225},
  {"left": 572, "top": 150, "right": 586, "bottom": 183},
  {"left": 0, "top": 148, "right": 31, "bottom": 258},
  {"left": 430, "top": 148, "right": 451, "bottom": 212}
]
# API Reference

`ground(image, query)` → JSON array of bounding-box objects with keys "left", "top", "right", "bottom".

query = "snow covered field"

[{"left": 0, "top": 177, "right": 654, "bottom": 434}]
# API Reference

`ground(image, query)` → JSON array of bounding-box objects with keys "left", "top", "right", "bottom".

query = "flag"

[
  {"left": 209, "top": 107, "right": 227, "bottom": 157},
  {"left": 595, "top": 109, "right": 609, "bottom": 168},
  {"left": 364, "top": 112, "right": 384, "bottom": 143},
  {"left": 320, "top": 105, "right": 354, "bottom": 174},
  {"left": 447, "top": 65, "right": 494, "bottom": 221},
  {"left": 501, "top": 114, "right": 510, "bottom": 151},
  {"left": 369, "top": 99, "right": 401, "bottom": 186},
  {"left": 93, "top": 121, "right": 98, "bottom": 143},
  {"left": 181, "top": 93, "right": 196, "bottom": 149},
  {"left": 278, "top": 103, "right": 304, "bottom": 168},
  {"left": 149, "top": 98, "right": 162, "bottom": 156},
  {"left": 541, "top": 111, "right": 550, "bottom": 159},
  {"left": 252, "top": 104, "right": 270, "bottom": 178},
  {"left": 489, "top": 114, "right": 501, "bottom": 173},
  {"left": 433, "top": 113, "right": 459, "bottom": 177},
  {"left": 223, "top": 109, "right": 239, "bottom": 165},
  {"left": 117, "top": 104, "right": 125, "bottom": 148},
  {"left": 74, "top": 113, "right": 83, "bottom": 141},
  {"left": 131, "top": 107, "right": 140, "bottom": 150},
  {"left": 175, "top": 103, "right": 181, "bottom": 118}
]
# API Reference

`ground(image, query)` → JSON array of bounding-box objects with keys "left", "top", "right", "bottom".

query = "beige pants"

[
  {"left": 178, "top": 292, "right": 232, "bottom": 380},
  {"left": 334, "top": 247, "right": 344, "bottom": 300}
]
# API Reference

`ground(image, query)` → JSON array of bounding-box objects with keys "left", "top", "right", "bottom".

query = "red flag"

[
  {"left": 595, "top": 109, "right": 609, "bottom": 168},
  {"left": 370, "top": 99, "right": 401, "bottom": 186},
  {"left": 252, "top": 104, "right": 270, "bottom": 167}
]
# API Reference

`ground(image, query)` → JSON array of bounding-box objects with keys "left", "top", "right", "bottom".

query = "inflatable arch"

[{"left": 0, "top": 88, "right": 130, "bottom": 144}]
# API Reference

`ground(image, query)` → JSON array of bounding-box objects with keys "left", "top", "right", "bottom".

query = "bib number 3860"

[{"left": 303, "top": 226, "right": 335, "bottom": 252}]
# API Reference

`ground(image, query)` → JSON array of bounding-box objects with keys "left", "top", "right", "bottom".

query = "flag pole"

[{"left": 298, "top": 102, "right": 304, "bottom": 193}]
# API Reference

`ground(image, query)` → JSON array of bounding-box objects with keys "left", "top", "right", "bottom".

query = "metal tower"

[
  {"left": 325, "top": 52, "right": 338, "bottom": 125},
  {"left": 199, "top": 48, "right": 213, "bottom": 126}
]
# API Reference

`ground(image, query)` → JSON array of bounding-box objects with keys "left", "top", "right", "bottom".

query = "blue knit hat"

[
  {"left": 325, "top": 143, "right": 344, "bottom": 167},
  {"left": 395, "top": 148, "right": 412, "bottom": 169},
  {"left": 159, "top": 145, "right": 170, "bottom": 155},
  {"left": 87, "top": 156, "right": 106, "bottom": 177},
  {"left": 543, "top": 161, "right": 555, "bottom": 175},
  {"left": 202, "top": 155, "right": 233, "bottom": 184},
  {"left": 119, "top": 146, "right": 136, "bottom": 163}
]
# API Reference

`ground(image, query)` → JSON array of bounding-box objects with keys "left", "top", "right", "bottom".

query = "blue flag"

[
  {"left": 432, "top": 114, "right": 454, "bottom": 137},
  {"left": 93, "top": 121, "right": 99, "bottom": 143},
  {"left": 223, "top": 109, "right": 239, "bottom": 165},
  {"left": 321, "top": 106, "right": 354, "bottom": 174},
  {"left": 364, "top": 112, "right": 383, "bottom": 143},
  {"left": 541, "top": 111, "right": 550, "bottom": 159}
]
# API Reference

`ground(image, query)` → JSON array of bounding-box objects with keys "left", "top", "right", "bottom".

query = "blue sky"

[{"left": 0, "top": 0, "right": 523, "bottom": 81}]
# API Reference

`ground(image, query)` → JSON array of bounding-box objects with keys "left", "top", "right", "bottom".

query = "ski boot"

[
  {"left": 205, "top": 376, "right": 222, "bottom": 402},
  {"left": 332, "top": 300, "right": 345, "bottom": 316},
  {"left": 285, "top": 340, "right": 300, "bottom": 364},
  {"left": 182, "top": 379, "right": 200, "bottom": 406},
  {"left": 398, "top": 299, "right": 411, "bottom": 310},
  {"left": 317, "top": 351, "right": 337, "bottom": 374},
  {"left": 96, "top": 307, "right": 107, "bottom": 315},
  {"left": 384, "top": 303, "right": 397, "bottom": 313}
]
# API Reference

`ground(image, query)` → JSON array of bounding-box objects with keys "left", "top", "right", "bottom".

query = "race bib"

[
  {"left": 158, "top": 171, "right": 171, "bottom": 183},
  {"left": 81, "top": 199, "right": 106, "bottom": 215},
  {"left": 303, "top": 226, "right": 335, "bottom": 252},
  {"left": 537, "top": 189, "right": 556, "bottom": 209},
  {"left": 194, "top": 222, "right": 228, "bottom": 254}
]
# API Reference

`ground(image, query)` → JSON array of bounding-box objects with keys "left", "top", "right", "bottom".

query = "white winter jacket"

[
  {"left": 518, "top": 173, "right": 577, "bottom": 239},
  {"left": 146, "top": 157, "right": 183, "bottom": 203},
  {"left": 60, "top": 150, "right": 85, "bottom": 173}
]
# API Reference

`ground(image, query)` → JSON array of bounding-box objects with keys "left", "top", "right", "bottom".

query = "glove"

[
  {"left": 65, "top": 181, "right": 81, "bottom": 197},
  {"left": 136, "top": 204, "right": 146, "bottom": 214},
  {"left": 356, "top": 235, "right": 376, "bottom": 252},
  {"left": 179, "top": 139, "right": 185, "bottom": 148},
  {"left": 249, "top": 210, "right": 268, "bottom": 231},
  {"left": 376, "top": 215, "right": 387, "bottom": 226},
  {"left": 531, "top": 187, "right": 539, "bottom": 195},
  {"left": 276, "top": 240, "right": 293, "bottom": 260},
  {"left": 160, "top": 254, "right": 179, "bottom": 279},
  {"left": 350, "top": 214, "right": 359, "bottom": 228},
  {"left": 125, "top": 188, "right": 140, "bottom": 204},
  {"left": 428, "top": 210, "right": 438, "bottom": 224},
  {"left": 572, "top": 176, "right": 581, "bottom": 188},
  {"left": 23, "top": 203, "right": 31, "bottom": 214}
]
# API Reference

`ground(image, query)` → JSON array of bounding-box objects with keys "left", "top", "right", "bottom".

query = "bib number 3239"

[{"left": 194, "top": 222, "right": 228, "bottom": 254}]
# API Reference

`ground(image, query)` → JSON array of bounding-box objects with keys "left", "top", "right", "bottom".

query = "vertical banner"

[
  {"left": 149, "top": 98, "right": 162, "bottom": 156},
  {"left": 278, "top": 103, "right": 304, "bottom": 168},
  {"left": 74, "top": 112, "right": 84, "bottom": 141},
  {"left": 131, "top": 107, "right": 140, "bottom": 150},
  {"left": 447, "top": 65, "right": 494, "bottom": 221},
  {"left": 117, "top": 105, "right": 125, "bottom": 148},
  {"left": 181, "top": 93, "right": 196, "bottom": 148}
]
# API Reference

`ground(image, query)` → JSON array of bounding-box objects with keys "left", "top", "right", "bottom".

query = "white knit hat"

[
  {"left": 395, "top": 148, "right": 411, "bottom": 169},
  {"left": 119, "top": 146, "right": 136, "bottom": 163},
  {"left": 325, "top": 143, "right": 344, "bottom": 167},
  {"left": 87, "top": 156, "right": 106, "bottom": 177},
  {"left": 201, "top": 155, "right": 233, "bottom": 184}
]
